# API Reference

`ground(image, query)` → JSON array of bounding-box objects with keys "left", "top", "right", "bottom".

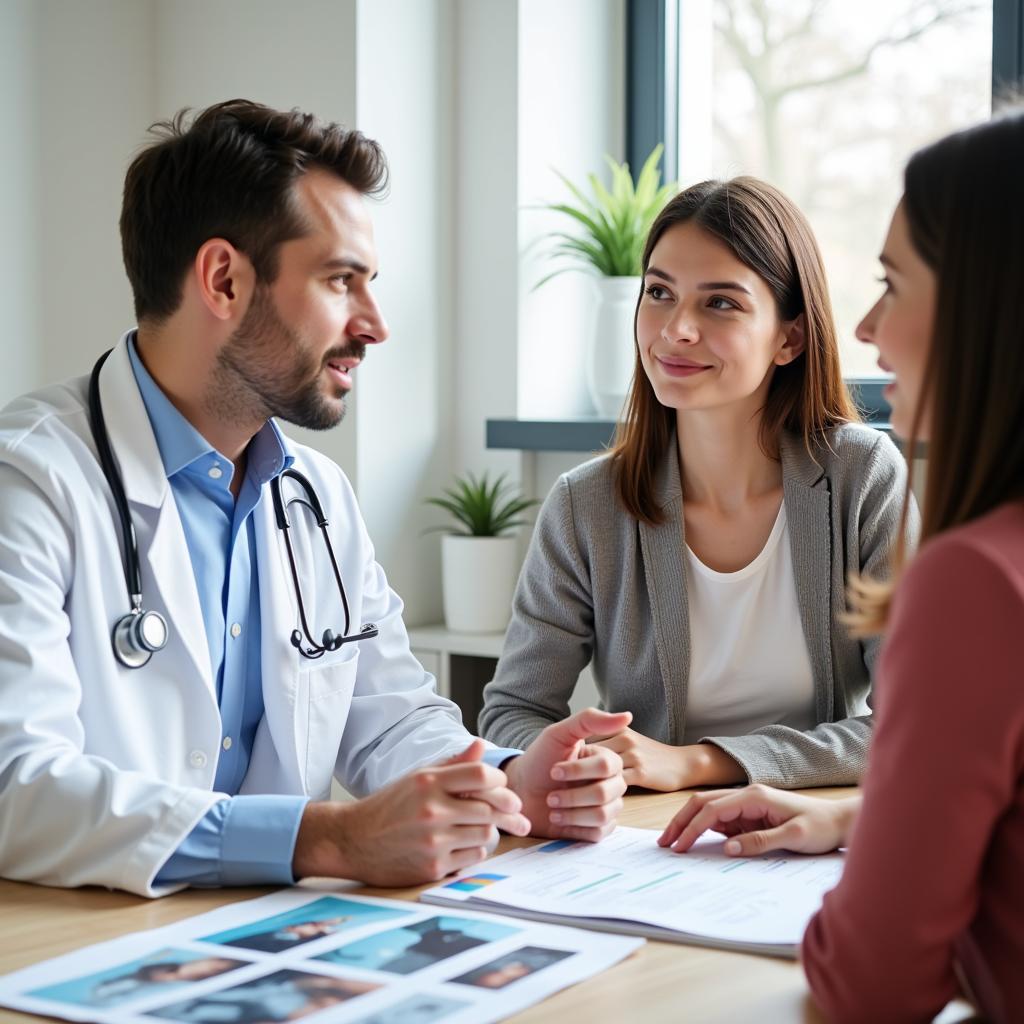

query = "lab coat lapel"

[
  {"left": 637, "top": 439, "right": 689, "bottom": 745},
  {"left": 97, "top": 337, "right": 216, "bottom": 700},
  {"left": 253, "top": 485, "right": 305, "bottom": 790}
]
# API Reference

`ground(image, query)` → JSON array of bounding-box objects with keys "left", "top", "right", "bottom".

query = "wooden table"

[{"left": 0, "top": 789, "right": 973, "bottom": 1023}]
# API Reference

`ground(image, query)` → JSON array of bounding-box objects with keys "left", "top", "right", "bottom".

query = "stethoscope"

[{"left": 88, "top": 349, "right": 378, "bottom": 668}]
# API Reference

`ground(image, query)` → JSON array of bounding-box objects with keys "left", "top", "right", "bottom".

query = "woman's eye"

[
  {"left": 707, "top": 295, "right": 737, "bottom": 311},
  {"left": 872, "top": 272, "right": 897, "bottom": 296},
  {"left": 644, "top": 284, "right": 670, "bottom": 300}
]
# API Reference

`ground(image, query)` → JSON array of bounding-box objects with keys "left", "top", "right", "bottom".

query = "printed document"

[
  {"left": 0, "top": 889, "right": 642, "bottom": 1024},
  {"left": 422, "top": 826, "right": 844, "bottom": 957}
]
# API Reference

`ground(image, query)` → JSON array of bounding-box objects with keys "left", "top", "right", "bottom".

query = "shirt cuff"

[
  {"left": 482, "top": 747, "right": 522, "bottom": 770},
  {"left": 155, "top": 795, "right": 309, "bottom": 888}
]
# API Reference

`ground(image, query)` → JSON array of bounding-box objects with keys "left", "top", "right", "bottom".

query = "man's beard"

[{"left": 209, "top": 286, "right": 365, "bottom": 432}]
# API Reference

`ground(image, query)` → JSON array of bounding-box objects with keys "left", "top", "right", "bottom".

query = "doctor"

[{"left": 0, "top": 99, "right": 629, "bottom": 897}]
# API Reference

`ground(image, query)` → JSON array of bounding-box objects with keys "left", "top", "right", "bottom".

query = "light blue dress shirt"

[
  {"left": 127, "top": 340, "right": 518, "bottom": 889},
  {"left": 129, "top": 340, "right": 305, "bottom": 887}
]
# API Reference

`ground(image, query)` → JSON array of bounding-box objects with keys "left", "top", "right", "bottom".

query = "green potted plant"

[
  {"left": 538, "top": 144, "right": 677, "bottom": 417},
  {"left": 426, "top": 472, "right": 539, "bottom": 633}
]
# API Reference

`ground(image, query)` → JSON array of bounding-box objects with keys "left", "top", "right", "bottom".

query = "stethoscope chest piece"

[{"left": 111, "top": 608, "right": 169, "bottom": 669}]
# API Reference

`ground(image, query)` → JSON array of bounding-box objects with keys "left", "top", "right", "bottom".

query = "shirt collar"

[
  {"left": 127, "top": 332, "right": 295, "bottom": 484},
  {"left": 248, "top": 417, "right": 295, "bottom": 486}
]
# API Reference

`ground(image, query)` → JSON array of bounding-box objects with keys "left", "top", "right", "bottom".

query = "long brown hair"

[
  {"left": 610, "top": 177, "right": 858, "bottom": 525},
  {"left": 849, "top": 109, "right": 1024, "bottom": 632}
]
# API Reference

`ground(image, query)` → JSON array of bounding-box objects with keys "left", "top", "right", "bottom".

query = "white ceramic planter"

[
  {"left": 441, "top": 534, "right": 520, "bottom": 634},
  {"left": 587, "top": 275, "right": 641, "bottom": 418}
]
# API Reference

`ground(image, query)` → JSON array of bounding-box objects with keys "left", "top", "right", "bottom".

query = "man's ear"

[
  {"left": 775, "top": 312, "right": 807, "bottom": 367},
  {"left": 193, "top": 239, "right": 255, "bottom": 322}
]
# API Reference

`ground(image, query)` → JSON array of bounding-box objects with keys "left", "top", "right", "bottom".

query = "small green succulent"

[{"left": 426, "top": 472, "right": 540, "bottom": 537}]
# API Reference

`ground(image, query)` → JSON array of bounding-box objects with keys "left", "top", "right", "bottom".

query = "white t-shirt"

[{"left": 682, "top": 503, "right": 816, "bottom": 745}]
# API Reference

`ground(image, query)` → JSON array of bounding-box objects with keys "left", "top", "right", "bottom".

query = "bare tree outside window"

[{"left": 680, "top": 0, "right": 992, "bottom": 375}]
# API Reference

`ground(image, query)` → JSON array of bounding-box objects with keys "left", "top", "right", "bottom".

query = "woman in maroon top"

[{"left": 658, "top": 109, "right": 1024, "bottom": 1023}]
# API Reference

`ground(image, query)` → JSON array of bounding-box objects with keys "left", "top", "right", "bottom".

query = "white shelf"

[{"left": 407, "top": 623, "right": 506, "bottom": 659}]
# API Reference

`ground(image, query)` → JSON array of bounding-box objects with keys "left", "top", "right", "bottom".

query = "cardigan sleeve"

[
  {"left": 701, "top": 432, "right": 916, "bottom": 787},
  {"left": 478, "top": 476, "right": 595, "bottom": 749},
  {"left": 801, "top": 534, "right": 1024, "bottom": 1023}
]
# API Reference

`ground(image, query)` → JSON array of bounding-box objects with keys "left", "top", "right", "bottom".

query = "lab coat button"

[
  {"left": 230, "top": 622, "right": 242, "bottom": 638},
  {"left": 189, "top": 750, "right": 208, "bottom": 769},
  {"left": 222, "top": 736, "right": 233, "bottom": 751}
]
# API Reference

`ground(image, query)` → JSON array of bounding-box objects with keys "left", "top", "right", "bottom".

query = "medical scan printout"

[
  {"left": 422, "top": 826, "right": 844, "bottom": 957},
  {"left": 0, "top": 889, "right": 642, "bottom": 1024}
]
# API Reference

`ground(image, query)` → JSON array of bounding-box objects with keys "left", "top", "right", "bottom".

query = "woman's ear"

[{"left": 775, "top": 313, "right": 807, "bottom": 366}]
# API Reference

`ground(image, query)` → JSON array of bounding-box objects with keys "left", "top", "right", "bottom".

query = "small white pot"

[
  {"left": 441, "top": 534, "right": 519, "bottom": 634},
  {"left": 587, "top": 275, "right": 641, "bottom": 418}
]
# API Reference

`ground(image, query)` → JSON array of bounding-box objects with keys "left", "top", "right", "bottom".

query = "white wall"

[
  {"left": 517, "top": 0, "right": 626, "bottom": 420},
  {"left": 5, "top": 0, "right": 155, "bottom": 397},
  {"left": 353, "top": 0, "right": 456, "bottom": 623},
  {"left": 153, "top": 0, "right": 357, "bottom": 116},
  {"left": 449, "top": 0, "right": 626, "bottom": 557},
  {"left": 0, "top": 0, "right": 39, "bottom": 405},
  {"left": 511, "top": 0, "right": 626, "bottom": 524},
  {"left": 451, "top": 0, "right": 523, "bottom": 483}
]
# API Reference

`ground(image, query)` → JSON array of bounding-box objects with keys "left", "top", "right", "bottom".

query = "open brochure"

[
  {"left": 0, "top": 889, "right": 642, "bottom": 1024},
  {"left": 421, "top": 826, "right": 844, "bottom": 958}
]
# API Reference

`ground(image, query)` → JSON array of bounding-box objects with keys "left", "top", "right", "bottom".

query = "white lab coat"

[{"left": 0, "top": 337, "right": 475, "bottom": 896}]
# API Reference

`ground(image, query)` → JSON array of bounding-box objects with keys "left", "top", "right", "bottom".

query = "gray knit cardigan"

[{"left": 479, "top": 424, "right": 915, "bottom": 788}]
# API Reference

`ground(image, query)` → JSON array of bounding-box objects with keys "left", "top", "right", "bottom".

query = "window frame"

[{"left": 626, "top": 0, "right": 1023, "bottom": 426}]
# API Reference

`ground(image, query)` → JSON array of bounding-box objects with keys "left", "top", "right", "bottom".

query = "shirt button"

[
  {"left": 222, "top": 736, "right": 233, "bottom": 751},
  {"left": 208, "top": 464, "right": 223, "bottom": 480},
  {"left": 230, "top": 622, "right": 242, "bottom": 638},
  {"left": 189, "top": 750, "right": 207, "bottom": 769}
]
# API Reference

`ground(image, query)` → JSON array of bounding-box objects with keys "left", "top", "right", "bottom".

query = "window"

[{"left": 630, "top": 0, "right": 1009, "bottom": 380}]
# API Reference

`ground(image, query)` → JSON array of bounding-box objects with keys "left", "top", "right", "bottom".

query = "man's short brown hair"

[{"left": 120, "top": 99, "right": 388, "bottom": 322}]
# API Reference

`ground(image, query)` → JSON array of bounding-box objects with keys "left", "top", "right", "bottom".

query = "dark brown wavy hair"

[
  {"left": 848, "top": 107, "right": 1024, "bottom": 632},
  {"left": 610, "top": 176, "right": 858, "bottom": 525},
  {"left": 120, "top": 99, "right": 388, "bottom": 323}
]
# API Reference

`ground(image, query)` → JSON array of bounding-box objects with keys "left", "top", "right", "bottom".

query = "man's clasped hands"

[{"left": 293, "top": 707, "right": 633, "bottom": 886}]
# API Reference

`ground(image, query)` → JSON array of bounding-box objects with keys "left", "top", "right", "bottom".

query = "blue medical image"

[
  {"left": 28, "top": 948, "right": 247, "bottom": 1009},
  {"left": 451, "top": 945, "right": 574, "bottom": 989},
  {"left": 314, "top": 915, "right": 520, "bottom": 975},
  {"left": 148, "top": 967, "right": 379, "bottom": 1023},
  {"left": 201, "top": 897, "right": 412, "bottom": 953}
]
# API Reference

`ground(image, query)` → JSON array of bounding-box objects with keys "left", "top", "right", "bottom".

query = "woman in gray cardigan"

[{"left": 480, "top": 178, "right": 913, "bottom": 791}]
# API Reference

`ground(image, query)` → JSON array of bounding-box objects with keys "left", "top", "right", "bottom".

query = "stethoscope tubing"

[{"left": 88, "top": 348, "right": 376, "bottom": 667}]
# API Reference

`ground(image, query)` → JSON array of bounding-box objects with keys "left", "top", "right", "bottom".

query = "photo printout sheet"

[
  {"left": 0, "top": 889, "right": 642, "bottom": 1024},
  {"left": 424, "top": 826, "right": 844, "bottom": 952}
]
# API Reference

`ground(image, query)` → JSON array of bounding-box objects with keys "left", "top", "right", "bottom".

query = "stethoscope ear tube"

[
  {"left": 91, "top": 350, "right": 170, "bottom": 670},
  {"left": 273, "top": 470, "right": 378, "bottom": 659},
  {"left": 89, "top": 351, "right": 144, "bottom": 605}
]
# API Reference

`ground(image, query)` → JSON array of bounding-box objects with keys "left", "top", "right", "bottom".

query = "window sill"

[
  {"left": 486, "top": 380, "right": 893, "bottom": 453},
  {"left": 486, "top": 417, "right": 891, "bottom": 452}
]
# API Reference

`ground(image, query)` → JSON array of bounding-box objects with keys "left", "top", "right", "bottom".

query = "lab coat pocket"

[{"left": 297, "top": 655, "right": 357, "bottom": 799}]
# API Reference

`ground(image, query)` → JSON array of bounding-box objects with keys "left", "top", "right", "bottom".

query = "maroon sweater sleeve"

[{"left": 800, "top": 533, "right": 1024, "bottom": 1023}]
